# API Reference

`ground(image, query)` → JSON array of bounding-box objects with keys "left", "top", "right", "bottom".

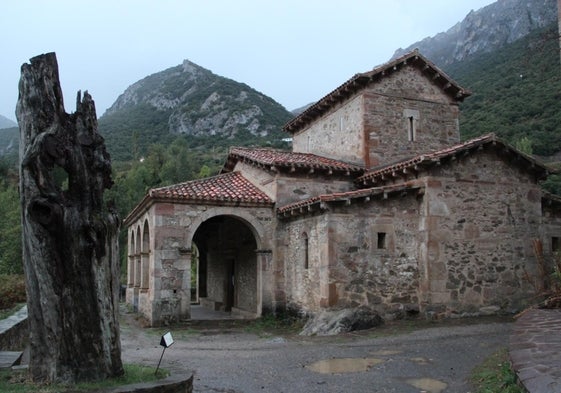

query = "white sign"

[{"left": 160, "top": 332, "right": 174, "bottom": 348}]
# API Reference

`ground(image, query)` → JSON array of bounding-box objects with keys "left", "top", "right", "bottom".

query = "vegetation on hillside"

[
  {"left": 98, "top": 62, "right": 292, "bottom": 162},
  {"left": 450, "top": 23, "right": 561, "bottom": 157}
]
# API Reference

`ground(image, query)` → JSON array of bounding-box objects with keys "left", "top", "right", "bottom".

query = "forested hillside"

[{"left": 449, "top": 23, "right": 561, "bottom": 157}]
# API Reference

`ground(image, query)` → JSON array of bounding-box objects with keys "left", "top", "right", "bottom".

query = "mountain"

[
  {"left": 0, "top": 115, "right": 16, "bottom": 130},
  {"left": 392, "top": 0, "right": 557, "bottom": 67},
  {"left": 449, "top": 22, "right": 561, "bottom": 157},
  {"left": 98, "top": 60, "right": 293, "bottom": 161}
]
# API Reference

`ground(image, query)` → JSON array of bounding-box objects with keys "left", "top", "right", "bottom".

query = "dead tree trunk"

[{"left": 16, "top": 53, "right": 123, "bottom": 383}]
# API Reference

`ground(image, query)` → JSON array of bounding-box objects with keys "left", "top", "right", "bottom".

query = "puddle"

[
  {"left": 405, "top": 378, "right": 447, "bottom": 393},
  {"left": 370, "top": 349, "right": 402, "bottom": 356},
  {"left": 409, "top": 356, "right": 430, "bottom": 365},
  {"left": 306, "top": 357, "right": 384, "bottom": 374}
]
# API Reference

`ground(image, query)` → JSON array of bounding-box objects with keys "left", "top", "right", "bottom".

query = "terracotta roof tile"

[
  {"left": 224, "top": 147, "right": 364, "bottom": 175},
  {"left": 356, "top": 133, "right": 552, "bottom": 186},
  {"left": 277, "top": 183, "right": 422, "bottom": 217},
  {"left": 149, "top": 172, "right": 273, "bottom": 206}
]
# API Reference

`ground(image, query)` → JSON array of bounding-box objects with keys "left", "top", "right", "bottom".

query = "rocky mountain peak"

[{"left": 393, "top": 0, "right": 557, "bottom": 66}]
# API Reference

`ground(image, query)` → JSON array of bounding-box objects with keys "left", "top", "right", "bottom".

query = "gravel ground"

[{"left": 120, "top": 313, "right": 513, "bottom": 393}]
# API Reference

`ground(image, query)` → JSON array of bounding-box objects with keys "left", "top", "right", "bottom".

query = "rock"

[
  {"left": 479, "top": 305, "right": 501, "bottom": 315},
  {"left": 392, "top": 0, "right": 556, "bottom": 66},
  {"left": 300, "top": 307, "right": 383, "bottom": 336}
]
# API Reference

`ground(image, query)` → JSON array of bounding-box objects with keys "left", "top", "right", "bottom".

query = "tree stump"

[{"left": 16, "top": 53, "right": 123, "bottom": 383}]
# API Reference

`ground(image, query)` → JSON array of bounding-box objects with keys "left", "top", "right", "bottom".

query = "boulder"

[{"left": 300, "top": 307, "right": 383, "bottom": 336}]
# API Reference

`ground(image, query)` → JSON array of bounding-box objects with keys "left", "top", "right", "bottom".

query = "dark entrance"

[{"left": 192, "top": 216, "right": 258, "bottom": 316}]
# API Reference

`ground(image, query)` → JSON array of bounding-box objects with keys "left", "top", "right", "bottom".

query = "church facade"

[{"left": 124, "top": 51, "right": 561, "bottom": 326}]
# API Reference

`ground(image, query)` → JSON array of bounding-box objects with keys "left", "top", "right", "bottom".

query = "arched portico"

[{"left": 192, "top": 214, "right": 263, "bottom": 318}]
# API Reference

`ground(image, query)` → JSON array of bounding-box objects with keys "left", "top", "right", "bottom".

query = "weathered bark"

[{"left": 16, "top": 53, "right": 123, "bottom": 383}]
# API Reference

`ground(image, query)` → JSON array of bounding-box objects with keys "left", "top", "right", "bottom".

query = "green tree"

[{"left": 514, "top": 136, "right": 533, "bottom": 155}]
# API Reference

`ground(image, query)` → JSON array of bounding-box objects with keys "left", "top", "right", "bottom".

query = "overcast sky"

[{"left": 1, "top": 0, "right": 496, "bottom": 122}]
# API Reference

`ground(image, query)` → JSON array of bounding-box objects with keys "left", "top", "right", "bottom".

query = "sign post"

[{"left": 155, "top": 332, "right": 174, "bottom": 375}]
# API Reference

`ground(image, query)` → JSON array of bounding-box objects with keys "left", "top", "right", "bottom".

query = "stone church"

[{"left": 124, "top": 50, "right": 561, "bottom": 326}]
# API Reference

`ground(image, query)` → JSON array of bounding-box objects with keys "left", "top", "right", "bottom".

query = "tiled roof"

[
  {"left": 284, "top": 50, "right": 471, "bottom": 134},
  {"left": 223, "top": 147, "right": 365, "bottom": 175},
  {"left": 277, "top": 183, "right": 422, "bottom": 218},
  {"left": 149, "top": 171, "right": 273, "bottom": 206},
  {"left": 356, "top": 134, "right": 553, "bottom": 187}
]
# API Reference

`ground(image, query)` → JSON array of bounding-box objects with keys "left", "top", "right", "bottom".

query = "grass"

[
  {"left": 471, "top": 348, "right": 525, "bottom": 393},
  {"left": 0, "top": 364, "right": 169, "bottom": 393},
  {"left": 0, "top": 274, "right": 26, "bottom": 311}
]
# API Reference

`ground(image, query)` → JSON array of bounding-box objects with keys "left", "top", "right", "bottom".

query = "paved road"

[{"left": 120, "top": 316, "right": 512, "bottom": 393}]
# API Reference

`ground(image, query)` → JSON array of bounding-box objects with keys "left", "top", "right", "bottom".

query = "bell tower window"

[{"left": 403, "top": 109, "right": 419, "bottom": 142}]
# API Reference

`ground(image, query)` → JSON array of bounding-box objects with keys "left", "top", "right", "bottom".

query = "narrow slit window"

[
  {"left": 303, "top": 232, "right": 309, "bottom": 269},
  {"left": 408, "top": 116, "right": 415, "bottom": 141},
  {"left": 377, "top": 232, "right": 387, "bottom": 249},
  {"left": 403, "top": 109, "right": 419, "bottom": 142},
  {"left": 553, "top": 237, "right": 560, "bottom": 253}
]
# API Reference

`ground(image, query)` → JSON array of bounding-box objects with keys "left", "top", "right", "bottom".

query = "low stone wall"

[
  {"left": 0, "top": 306, "right": 28, "bottom": 351},
  {"left": 107, "top": 374, "right": 193, "bottom": 393}
]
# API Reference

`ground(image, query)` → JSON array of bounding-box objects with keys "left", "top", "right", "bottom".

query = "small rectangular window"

[
  {"left": 377, "top": 232, "right": 387, "bottom": 249},
  {"left": 553, "top": 237, "right": 560, "bottom": 253}
]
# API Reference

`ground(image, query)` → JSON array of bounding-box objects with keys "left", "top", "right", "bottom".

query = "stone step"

[{"left": 0, "top": 351, "right": 23, "bottom": 369}]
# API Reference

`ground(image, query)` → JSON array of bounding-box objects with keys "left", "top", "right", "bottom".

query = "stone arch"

[
  {"left": 185, "top": 207, "right": 271, "bottom": 251},
  {"left": 127, "top": 229, "right": 135, "bottom": 288},
  {"left": 134, "top": 227, "right": 141, "bottom": 288},
  {"left": 140, "top": 219, "right": 150, "bottom": 290},
  {"left": 191, "top": 210, "right": 266, "bottom": 317}
]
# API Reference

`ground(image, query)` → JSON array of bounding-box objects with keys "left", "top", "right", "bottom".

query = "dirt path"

[{"left": 119, "top": 311, "right": 512, "bottom": 393}]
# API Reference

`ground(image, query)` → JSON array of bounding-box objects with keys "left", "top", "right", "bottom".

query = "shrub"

[{"left": 0, "top": 275, "right": 26, "bottom": 310}]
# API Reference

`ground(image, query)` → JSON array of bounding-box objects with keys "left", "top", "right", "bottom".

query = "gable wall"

[
  {"left": 292, "top": 95, "right": 364, "bottom": 166},
  {"left": 233, "top": 161, "right": 356, "bottom": 206},
  {"left": 291, "top": 66, "right": 461, "bottom": 169},
  {"left": 233, "top": 161, "right": 277, "bottom": 200},
  {"left": 276, "top": 175, "right": 355, "bottom": 206},
  {"left": 364, "top": 66, "right": 460, "bottom": 167}
]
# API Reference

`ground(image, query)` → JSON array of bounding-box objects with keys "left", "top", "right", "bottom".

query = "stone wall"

[
  {"left": 292, "top": 95, "right": 364, "bottom": 165},
  {"left": 278, "top": 149, "right": 560, "bottom": 319},
  {"left": 364, "top": 66, "right": 460, "bottom": 167},
  {"left": 234, "top": 156, "right": 356, "bottom": 207},
  {"left": 419, "top": 150, "right": 544, "bottom": 316},
  {"left": 275, "top": 175, "right": 355, "bottom": 206},
  {"left": 280, "top": 215, "right": 328, "bottom": 314},
  {"left": 279, "top": 194, "right": 421, "bottom": 319}
]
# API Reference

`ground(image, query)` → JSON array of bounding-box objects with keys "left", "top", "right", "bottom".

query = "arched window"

[
  {"left": 403, "top": 109, "right": 419, "bottom": 142},
  {"left": 127, "top": 230, "right": 135, "bottom": 287},
  {"left": 141, "top": 220, "right": 150, "bottom": 290},
  {"left": 135, "top": 226, "right": 142, "bottom": 288}
]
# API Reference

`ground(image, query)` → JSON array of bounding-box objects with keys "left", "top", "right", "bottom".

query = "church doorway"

[{"left": 192, "top": 215, "right": 259, "bottom": 317}]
